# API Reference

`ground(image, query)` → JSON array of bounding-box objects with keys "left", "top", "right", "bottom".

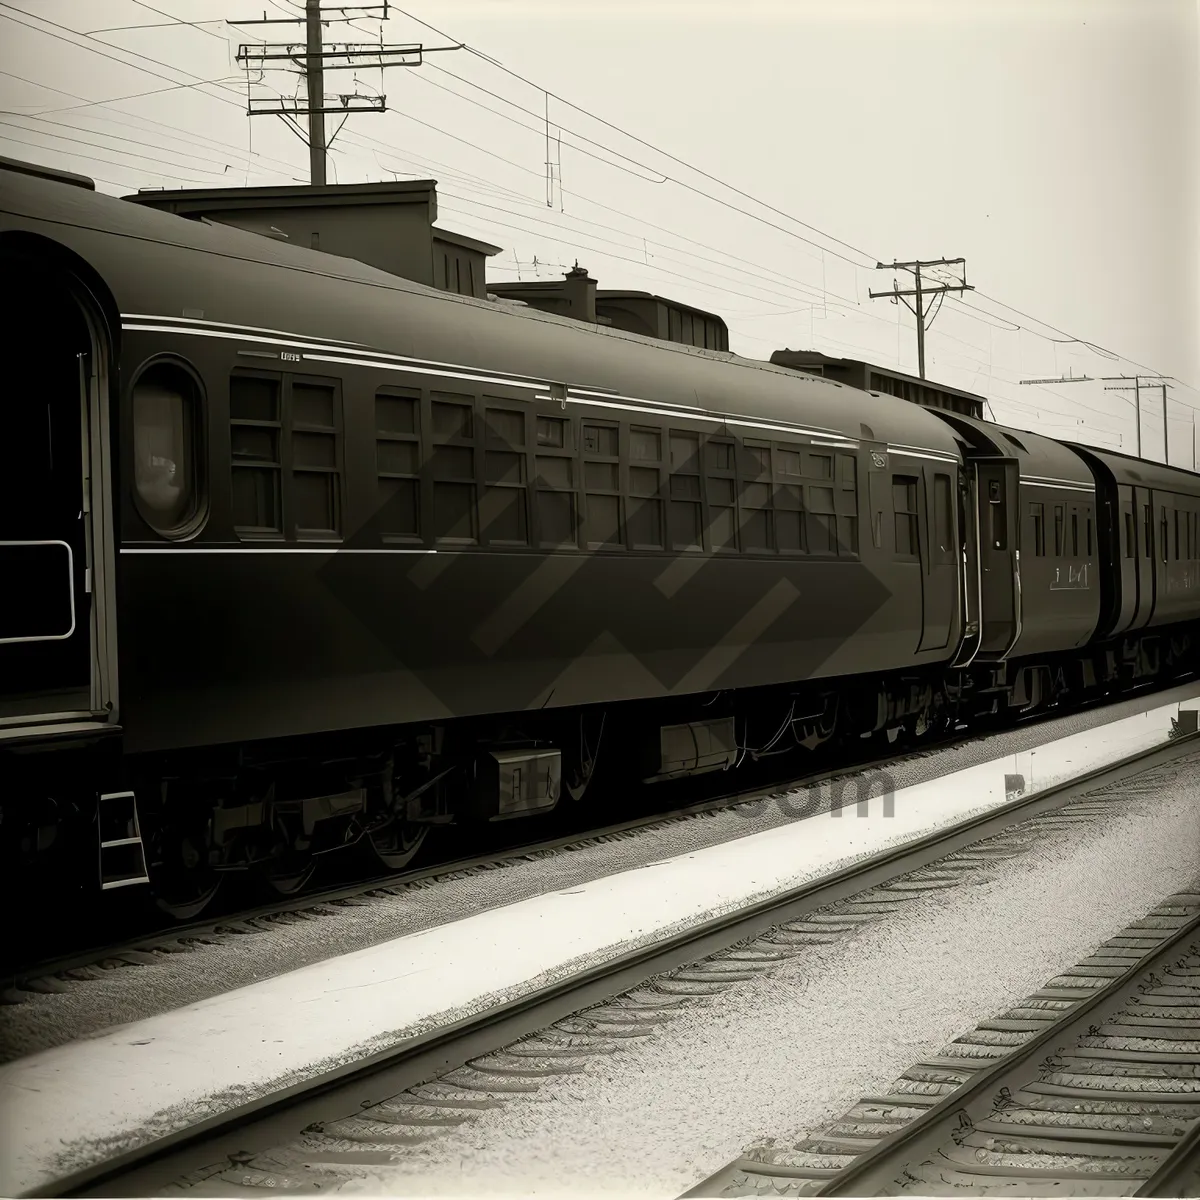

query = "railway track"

[
  {"left": 39, "top": 727, "right": 1200, "bottom": 1199},
  {"left": 5, "top": 680, "right": 1189, "bottom": 1000},
  {"left": 3, "top": 732, "right": 943, "bottom": 999},
  {"left": 687, "top": 902, "right": 1200, "bottom": 1196}
]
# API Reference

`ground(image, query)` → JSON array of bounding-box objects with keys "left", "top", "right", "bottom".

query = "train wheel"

[
  {"left": 262, "top": 856, "right": 317, "bottom": 896},
  {"left": 368, "top": 819, "right": 428, "bottom": 871},
  {"left": 149, "top": 824, "right": 224, "bottom": 920}
]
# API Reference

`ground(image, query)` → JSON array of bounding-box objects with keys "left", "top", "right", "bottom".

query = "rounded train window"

[{"left": 131, "top": 360, "right": 204, "bottom": 536}]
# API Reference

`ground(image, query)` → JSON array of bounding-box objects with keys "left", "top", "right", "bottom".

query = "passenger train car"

[{"left": 3, "top": 155, "right": 1198, "bottom": 918}]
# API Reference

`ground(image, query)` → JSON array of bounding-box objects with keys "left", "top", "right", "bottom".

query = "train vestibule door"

[
  {"left": 1128, "top": 485, "right": 1156, "bottom": 632},
  {"left": 916, "top": 464, "right": 958, "bottom": 652},
  {"left": 972, "top": 457, "right": 1022, "bottom": 660},
  {"left": 0, "top": 248, "right": 115, "bottom": 725},
  {"left": 1109, "top": 485, "right": 1139, "bottom": 635}
]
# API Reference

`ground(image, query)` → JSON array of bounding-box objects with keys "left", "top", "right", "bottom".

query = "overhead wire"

[
  {"left": 380, "top": 3, "right": 1193, "bottom": 393},
  {"left": 3, "top": 1, "right": 1189, "bottom": 412},
  {"left": 0, "top": 70, "right": 301, "bottom": 177},
  {"left": 0, "top": 113, "right": 247, "bottom": 177}
]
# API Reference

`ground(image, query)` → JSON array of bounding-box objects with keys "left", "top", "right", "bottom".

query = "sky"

[{"left": 1, "top": 0, "right": 1197, "bottom": 463}]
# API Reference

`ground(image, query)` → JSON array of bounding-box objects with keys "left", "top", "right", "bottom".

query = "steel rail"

[
  {"left": 1137, "top": 1109, "right": 1200, "bottom": 1196},
  {"left": 44, "top": 729, "right": 1200, "bottom": 1198},
  {"left": 686, "top": 893, "right": 1200, "bottom": 1198},
  {"left": 8, "top": 675, "right": 1193, "bottom": 994}
]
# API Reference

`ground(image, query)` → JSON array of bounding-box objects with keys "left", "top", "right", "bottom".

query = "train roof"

[
  {"left": 1066, "top": 442, "right": 1200, "bottom": 491},
  {"left": 930, "top": 411, "right": 1094, "bottom": 486},
  {"left": 0, "top": 162, "right": 963, "bottom": 456}
]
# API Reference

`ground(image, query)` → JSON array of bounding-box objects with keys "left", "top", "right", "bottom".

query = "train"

[{"left": 3, "top": 153, "right": 1198, "bottom": 920}]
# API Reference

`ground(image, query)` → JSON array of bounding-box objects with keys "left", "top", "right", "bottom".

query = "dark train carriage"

[
  {"left": 2, "top": 158, "right": 979, "bottom": 910},
  {"left": 1066, "top": 445, "right": 1200, "bottom": 641},
  {"left": 1, "top": 161, "right": 970, "bottom": 753}
]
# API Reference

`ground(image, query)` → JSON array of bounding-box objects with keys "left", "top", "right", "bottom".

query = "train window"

[
  {"left": 805, "top": 453, "right": 833, "bottom": 480},
  {"left": 1054, "top": 506, "right": 1064, "bottom": 557},
  {"left": 376, "top": 388, "right": 420, "bottom": 541},
  {"left": 292, "top": 382, "right": 340, "bottom": 536},
  {"left": 628, "top": 425, "right": 663, "bottom": 549},
  {"left": 1071, "top": 512, "right": 1079, "bottom": 557},
  {"left": 1175, "top": 510, "right": 1181, "bottom": 561},
  {"left": 629, "top": 426, "right": 659, "bottom": 462},
  {"left": 481, "top": 404, "right": 529, "bottom": 545},
  {"left": 1029, "top": 503, "right": 1045, "bottom": 557},
  {"left": 231, "top": 373, "right": 282, "bottom": 535},
  {"left": 132, "top": 359, "right": 204, "bottom": 537},
  {"left": 704, "top": 437, "right": 737, "bottom": 551},
  {"left": 481, "top": 406, "right": 528, "bottom": 546},
  {"left": 1162, "top": 511, "right": 1169, "bottom": 563},
  {"left": 535, "top": 445, "right": 576, "bottom": 547},
  {"left": 582, "top": 421, "right": 621, "bottom": 548},
  {"left": 839, "top": 455, "right": 857, "bottom": 492},
  {"left": 1145, "top": 505, "right": 1153, "bottom": 558},
  {"left": 775, "top": 443, "right": 806, "bottom": 554},
  {"left": 808, "top": 486, "right": 837, "bottom": 553},
  {"left": 741, "top": 443, "right": 770, "bottom": 479},
  {"left": 536, "top": 489, "right": 576, "bottom": 547},
  {"left": 536, "top": 415, "right": 568, "bottom": 450},
  {"left": 892, "top": 476, "right": 919, "bottom": 558},
  {"left": 1124, "top": 510, "right": 1134, "bottom": 558},
  {"left": 932, "top": 475, "right": 953, "bottom": 564},
  {"left": 485, "top": 406, "right": 525, "bottom": 447},
  {"left": 431, "top": 391, "right": 477, "bottom": 543},
  {"left": 1086, "top": 515, "right": 1093, "bottom": 557},
  {"left": 741, "top": 441, "right": 772, "bottom": 552},
  {"left": 705, "top": 439, "right": 734, "bottom": 472},
  {"left": 433, "top": 395, "right": 474, "bottom": 440},
  {"left": 668, "top": 432, "right": 703, "bottom": 552},
  {"left": 776, "top": 446, "right": 802, "bottom": 478}
]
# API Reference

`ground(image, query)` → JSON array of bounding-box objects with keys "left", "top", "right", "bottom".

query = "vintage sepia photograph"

[{"left": 1, "top": 0, "right": 1199, "bottom": 1195}]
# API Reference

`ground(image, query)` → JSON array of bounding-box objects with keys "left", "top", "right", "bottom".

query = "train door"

[
  {"left": 0, "top": 246, "right": 115, "bottom": 725},
  {"left": 950, "top": 468, "right": 982, "bottom": 667},
  {"left": 1110, "top": 484, "right": 1139, "bottom": 634},
  {"left": 974, "top": 457, "right": 1022, "bottom": 658},
  {"left": 1128, "top": 485, "right": 1155, "bottom": 631},
  {"left": 917, "top": 464, "right": 957, "bottom": 652}
]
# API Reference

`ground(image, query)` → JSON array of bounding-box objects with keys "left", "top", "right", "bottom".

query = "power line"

[
  {"left": 385, "top": 4, "right": 878, "bottom": 269},
  {"left": 5, "top": 0, "right": 1189, "bottom": 415},
  {"left": 379, "top": 3, "right": 1192, "bottom": 393},
  {"left": 0, "top": 113, "right": 247, "bottom": 176},
  {"left": 0, "top": 2, "right": 250, "bottom": 111},
  {"left": 0, "top": 69, "right": 303, "bottom": 177}
]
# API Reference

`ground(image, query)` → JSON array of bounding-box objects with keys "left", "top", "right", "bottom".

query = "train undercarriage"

[{"left": 4, "top": 622, "right": 1195, "bottom": 923}]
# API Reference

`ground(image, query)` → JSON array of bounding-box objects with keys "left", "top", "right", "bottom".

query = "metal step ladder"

[{"left": 98, "top": 790, "right": 151, "bottom": 890}]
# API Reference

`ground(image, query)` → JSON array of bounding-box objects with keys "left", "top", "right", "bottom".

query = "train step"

[{"left": 98, "top": 790, "right": 151, "bottom": 891}]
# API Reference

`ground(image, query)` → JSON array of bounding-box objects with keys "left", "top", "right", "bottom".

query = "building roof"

[{"left": 124, "top": 179, "right": 439, "bottom": 212}]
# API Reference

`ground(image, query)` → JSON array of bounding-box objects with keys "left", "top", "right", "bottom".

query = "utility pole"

[
  {"left": 1161, "top": 383, "right": 1169, "bottom": 465},
  {"left": 869, "top": 258, "right": 973, "bottom": 379},
  {"left": 1101, "top": 375, "right": 1173, "bottom": 462},
  {"left": 231, "top": 2, "right": 463, "bottom": 186},
  {"left": 305, "top": 0, "right": 326, "bottom": 186}
]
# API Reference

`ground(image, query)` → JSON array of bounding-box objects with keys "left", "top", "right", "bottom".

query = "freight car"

[{"left": 2, "top": 155, "right": 1198, "bottom": 918}]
